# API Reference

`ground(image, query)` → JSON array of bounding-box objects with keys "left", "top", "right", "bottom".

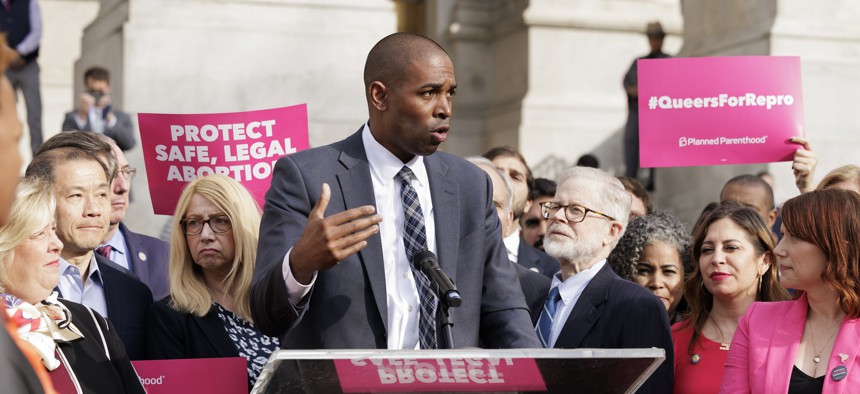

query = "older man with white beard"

[{"left": 535, "top": 166, "right": 673, "bottom": 394}]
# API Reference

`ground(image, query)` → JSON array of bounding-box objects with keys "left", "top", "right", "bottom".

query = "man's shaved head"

[{"left": 363, "top": 32, "right": 449, "bottom": 95}]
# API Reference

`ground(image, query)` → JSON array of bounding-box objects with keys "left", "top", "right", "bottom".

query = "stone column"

[{"left": 76, "top": 0, "right": 397, "bottom": 236}]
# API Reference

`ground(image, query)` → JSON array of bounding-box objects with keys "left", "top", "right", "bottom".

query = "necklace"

[
  {"left": 808, "top": 319, "right": 840, "bottom": 364},
  {"left": 709, "top": 316, "right": 731, "bottom": 351}
]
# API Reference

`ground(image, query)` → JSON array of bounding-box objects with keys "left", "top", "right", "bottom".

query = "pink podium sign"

[
  {"left": 132, "top": 357, "right": 247, "bottom": 394},
  {"left": 333, "top": 357, "right": 547, "bottom": 392},
  {"left": 138, "top": 104, "right": 309, "bottom": 215},
  {"left": 637, "top": 56, "right": 804, "bottom": 168}
]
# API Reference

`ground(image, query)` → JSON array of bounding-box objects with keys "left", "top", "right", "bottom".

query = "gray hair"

[
  {"left": 607, "top": 212, "right": 693, "bottom": 281},
  {"left": 556, "top": 166, "right": 632, "bottom": 230},
  {"left": 466, "top": 156, "right": 513, "bottom": 214}
]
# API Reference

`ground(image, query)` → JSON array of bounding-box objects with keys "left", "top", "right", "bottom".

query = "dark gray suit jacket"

[
  {"left": 539, "top": 263, "right": 673, "bottom": 394},
  {"left": 61, "top": 109, "right": 136, "bottom": 151},
  {"left": 251, "top": 128, "right": 540, "bottom": 349}
]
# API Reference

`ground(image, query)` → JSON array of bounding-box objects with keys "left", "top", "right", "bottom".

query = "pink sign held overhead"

[
  {"left": 637, "top": 56, "right": 804, "bottom": 168},
  {"left": 138, "top": 104, "right": 309, "bottom": 215}
]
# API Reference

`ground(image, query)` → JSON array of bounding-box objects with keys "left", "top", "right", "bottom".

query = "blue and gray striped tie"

[
  {"left": 396, "top": 166, "right": 438, "bottom": 349},
  {"left": 536, "top": 286, "right": 561, "bottom": 348}
]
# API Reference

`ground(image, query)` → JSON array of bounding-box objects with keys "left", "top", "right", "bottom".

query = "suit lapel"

[
  {"left": 334, "top": 130, "right": 388, "bottom": 333},
  {"left": 555, "top": 264, "right": 612, "bottom": 348},
  {"left": 425, "top": 155, "right": 459, "bottom": 283},
  {"left": 764, "top": 295, "right": 807, "bottom": 393},
  {"left": 194, "top": 309, "right": 239, "bottom": 357},
  {"left": 98, "top": 255, "right": 121, "bottom": 321},
  {"left": 119, "top": 223, "right": 147, "bottom": 284}
]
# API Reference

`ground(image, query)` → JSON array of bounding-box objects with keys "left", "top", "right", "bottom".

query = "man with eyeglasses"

[
  {"left": 97, "top": 138, "right": 170, "bottom": 300},
  {"left": 535, "top": 166, "right": 672, "bottom": 393},
  {"left": 25, "top": 131, "right": 152, "bottom": 360}
]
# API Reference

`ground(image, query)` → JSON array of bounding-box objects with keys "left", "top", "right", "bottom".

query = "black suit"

[
  {"left": 118, "top": 223, "right": 170, "bottom": 300},
  {"left": 517, "top": 239, "right": 558, "bottom": 278},
  {"left": 57, "top": 299, "right": 146, "bottom": 393},
  {"left": 146, "top": 297, "right": 238, "bottom": 360},
  {"left": 539, "top": 263, "right": 673, "bottom": 394},
  {"left": 512, "top": 262, "right": 551, "bottom": 318},
  {"left": 251, "top": 128, "right": 540, "bottom": 349}
]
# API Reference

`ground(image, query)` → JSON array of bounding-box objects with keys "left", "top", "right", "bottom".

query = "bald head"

[{"left": 364, "top": 32, "right": 449, "bottom": 97}]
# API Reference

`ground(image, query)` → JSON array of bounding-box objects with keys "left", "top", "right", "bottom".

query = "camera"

[{"left": 87, "top": 89, "right": 105, "bottom": 104}]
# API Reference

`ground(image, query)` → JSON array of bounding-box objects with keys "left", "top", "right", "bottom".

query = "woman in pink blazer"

[{"left": 721, "top": 189, "right": 860, "bottom": 393}]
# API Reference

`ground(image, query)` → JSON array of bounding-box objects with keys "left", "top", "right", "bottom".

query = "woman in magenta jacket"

[{"left": 721, "top": 188, "right": 860, "bottom": 393}]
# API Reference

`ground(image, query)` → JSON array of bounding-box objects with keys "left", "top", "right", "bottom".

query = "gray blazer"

[
  {"left": 61, "top": 109, "right": 136, "bottom": 151},
  {"left": 251, "top": 128, "right": 540, "bottom": 349}
]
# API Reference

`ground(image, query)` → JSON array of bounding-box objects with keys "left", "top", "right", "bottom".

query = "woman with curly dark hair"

[{"left": 608, "top": 212, "right": 692, "bottom": 321}]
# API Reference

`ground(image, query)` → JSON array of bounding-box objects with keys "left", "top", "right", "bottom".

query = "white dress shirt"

[
  {"left": 546, "top": 259, "right": 607, "bottom": 348},
  {"left": 282, "top": 123, "right": 437, "bottom": 349},
  {"left": 503, "top": 232, "right": 520, "bottom": 263}
]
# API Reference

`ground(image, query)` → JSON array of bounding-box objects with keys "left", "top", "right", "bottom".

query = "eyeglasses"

[
  {"left": 540, "top": 202, "right": 615, "bottom": 223},
  {"left": 181, "top": 215, "right": 232, "bottom": 236},
  {"left": 118, "top": 167, "right": 137, "bottom": 181}
]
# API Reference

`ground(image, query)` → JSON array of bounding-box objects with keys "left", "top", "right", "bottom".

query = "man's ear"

[
  {"left": 767, "top": 209, "right": 778, "bottom": 228},
  {"left": 604, "top": 222, "right": 624, "bottom": 246},
  {"left": 369, "top": 81, "right": 387, "bottom": 111}
]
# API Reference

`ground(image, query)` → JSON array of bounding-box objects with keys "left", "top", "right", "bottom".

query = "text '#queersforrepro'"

[{"left": 647, "top": 93, "right": 795, "bottom": 111}]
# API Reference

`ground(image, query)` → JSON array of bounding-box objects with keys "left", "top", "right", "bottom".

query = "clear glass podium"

[{"left": 252, "top": 348, "right": 664, "bottom": 393}]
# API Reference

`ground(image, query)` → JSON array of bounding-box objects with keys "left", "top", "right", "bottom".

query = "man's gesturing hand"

[{"left": 290, "top": 183, "right": 381, "bottom": 284}]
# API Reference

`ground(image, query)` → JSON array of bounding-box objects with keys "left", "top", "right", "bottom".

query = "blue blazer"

[
  {"left": 119, "top": 222, "right": 170, "bottom": 301},
  {"left": 251, "top": 128, "right": 540, "bottom": 349},
  {"left": 96, "top": 255, "right": 152, "bottom": 360},
  {"left": 541, "top": 263, "right": 674, "bottom": 394},
  {"left": 517, "top": 239, "right": 558, "bottom": 278}
]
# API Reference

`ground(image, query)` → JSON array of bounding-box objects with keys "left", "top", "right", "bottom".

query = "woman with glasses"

[
  {"left": 672, "top": 201, "right": 789, "bottom": 394},
  {"left": 146, "top": 175, "right": 279, "bottom": 391}
]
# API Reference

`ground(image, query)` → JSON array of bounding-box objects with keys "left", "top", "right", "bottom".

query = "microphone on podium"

[{"left": 412, "top": 250, "right": 462, "bottom": 308}]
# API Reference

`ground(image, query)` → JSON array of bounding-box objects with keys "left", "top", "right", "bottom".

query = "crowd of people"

[{"left": 0, "top": 30, "right": 858, "bottom": 394}]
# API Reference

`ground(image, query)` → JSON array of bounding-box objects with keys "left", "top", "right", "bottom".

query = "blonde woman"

[
  {"left": 1, "top": 179, "right": 144, "bottom": 393},
  {"left": 146, "top": 175, "right": 278, "bottom": 391}
]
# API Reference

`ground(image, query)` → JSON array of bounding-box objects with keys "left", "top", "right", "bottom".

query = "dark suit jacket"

[
  {"left": 61, "top": 109, "right": 136, "bottom": 151},
  {"left": 517, "top": 239, "right": 558, "bottom": 278},
  {"left": 91, "top": 256, "right": 152, "bottom": 360},
  {"left": 251, "top": 128, "right": 540, "bottom": 349},
  {"left": 119, "top": 222, "right": 170, "bottom": 301},
  {"left": 57, "top": 299, "right": 146, "bottom": 393},
  {"left": 513, "top": 262, "right": 551, "bottom": 318},
  {"left": 540, "top": 263, "right": 673, "bottom": 394},
  {"left": 146, "top": 297, "right": 238, "bottom": 360}
]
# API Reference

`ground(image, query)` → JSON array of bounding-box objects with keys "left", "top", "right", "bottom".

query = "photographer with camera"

[{"left": 62, "top": 66, "right": 136, "bottom": 151}]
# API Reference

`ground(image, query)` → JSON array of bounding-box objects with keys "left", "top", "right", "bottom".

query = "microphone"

[{"left": 412, "top": 250, "right": 462, "bottom": 308}]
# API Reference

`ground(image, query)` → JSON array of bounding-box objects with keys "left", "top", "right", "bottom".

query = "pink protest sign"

[
  {"left": 138, "top": 104, "right": 309, "bottom": 214},
  {"left": 333, "top": 357, "right": 546, "bottom": 392},
  {"left": 132, "top": 357, "right": 247, "bottom": 393},
  {"left": 637, "top": 56, "right": 804, "bottom": 168}
]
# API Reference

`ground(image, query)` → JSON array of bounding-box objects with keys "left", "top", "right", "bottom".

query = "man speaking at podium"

[{"left": 251, "top": 32, "right": 540, "bottom": 350}]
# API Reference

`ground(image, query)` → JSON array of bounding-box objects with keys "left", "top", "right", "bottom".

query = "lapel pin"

[
  {"left": 138, "top": 252, "right": 147, "bottom": 261},
  {"left": 839, "top": 353, "right": 849, "bottom": 363},
  {"left": 831, "top": 365, "right": 848, "bottom": 381}
]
